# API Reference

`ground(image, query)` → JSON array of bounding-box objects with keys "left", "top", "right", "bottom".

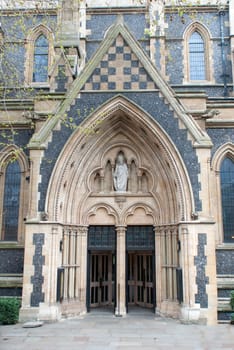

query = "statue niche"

[
  {"left": 93, "top": 172, "right": 101, "bottom": 192},
  {"left": 129, "top": 160, "right": 138, "bottom": 193},
  {"left": 104, "top": 160, "right": 112, "bottom": 192},
  {"left": 91, "top": 149, "right": 150, "bottom": 194}
]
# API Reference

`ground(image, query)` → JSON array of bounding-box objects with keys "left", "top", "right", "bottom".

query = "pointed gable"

[
  {"left": 29, "top": 18, "right": 212, "bottom": 149},
  {"left": 49, "top": 50, "right": 74, "bottom": 92},
  {"left": 83, "top": 35, "right": 156, "bottom": 91}
]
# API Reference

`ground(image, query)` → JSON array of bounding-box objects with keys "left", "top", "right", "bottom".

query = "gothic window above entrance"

[
  {"left": 220, "top": 157, "right": 234, "bottom": 243},
  {"left": 33, "top": 34, "right": 49, "bottom": 82}
]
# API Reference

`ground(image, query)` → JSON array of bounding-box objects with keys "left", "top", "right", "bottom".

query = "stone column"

[
  {"left": 28, "top": 149, "right": 44, "bottom": 220},
  {"left": 38, "top": 224, "right": 63, "bottom": 321},
  {"left": 154, "top": 226, "right": 162, "bottom": 313},
  {"left": 77, "top": 225, "right": 88, "bottom": 313},
  {"left": 179, "top": 224, "right": 201, "bottom": 323},
  {"left": 115, "top": 225, "right": 126, "bottom": 316},
  {"left": 46, "top": 226, "right": 63, "bottom": 304}
]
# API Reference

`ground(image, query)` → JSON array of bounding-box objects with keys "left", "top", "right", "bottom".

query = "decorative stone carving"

[
  {"left": 129, "top": 160, "right": 137, "bottom": 192},
  {"left": 90, "top": 147, "right": 151, "bottom": 194},
  {"left": 93, "top": 172, "right": 101, "bottom": 192},
  {"left": 113, "top": 152, "right": 128, "bottom": 192},
  {"left": 104, "top": 160, "right": 112, "bottom": 192},
  {"left": 40, "top": 212, "right": 48, "bottom": 221}
]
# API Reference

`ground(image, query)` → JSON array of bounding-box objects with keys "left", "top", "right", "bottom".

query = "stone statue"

[{"left": 113, "top": 152, "right": 128, "bottom": 192}]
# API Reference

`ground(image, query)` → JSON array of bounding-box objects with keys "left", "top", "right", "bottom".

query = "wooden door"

[
  {"left": 90, "top": 252, "right": 114, "bottom": 307},
  {"left": 127, "top": 252, "right": 154, "bottom": 308}
]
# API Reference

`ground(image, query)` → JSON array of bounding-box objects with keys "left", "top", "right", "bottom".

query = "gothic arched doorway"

[{"left": 45, "top": 96, "right": 194, "bottom": 317}]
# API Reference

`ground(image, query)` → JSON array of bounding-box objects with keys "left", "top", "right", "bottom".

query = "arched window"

[
  {"left": 25, "top": 25, "right": 54, "bottom": 85},
  {"left": 33, "top": 34, "right": 49, "bottom": 82},
  {"left": 0, "top": 29, "right": 3, "bottom": 51},
  {"left": 220, "top": 157, "right": 234, "bottom": 243},
  {"left": 0, "top": 146, "right": 29, "bottom": 243},
  {"left": 189, "top": 31, "right": 206, "bottom": 81},
  {"left": 2, "top": 161, "right": 21, "bottom": 241}
]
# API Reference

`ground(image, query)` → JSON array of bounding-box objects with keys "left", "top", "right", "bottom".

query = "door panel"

[
  {"left": 127, "top": 252, "right": 154, "bottom": 308},
  {"left": 90, "top": 252, "right": 114, "bottom": 307}
]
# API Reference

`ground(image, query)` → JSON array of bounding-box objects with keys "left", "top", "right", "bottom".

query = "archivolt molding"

[
  {"left": 45, "top": 96, "right": 194, "bottom": 224},
  {"left": 211, "top": 142, "right": 234, "bottom": 172}
]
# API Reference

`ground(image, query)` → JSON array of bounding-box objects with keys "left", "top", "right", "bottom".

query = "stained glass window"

[
  {"left": 221, "top": 157, "right": 234, "bottom": 243},
  {"left": 2, "top": 160, "right": 21, "bottom": 241},
  {"left": 189, "top": 31, "right": 206, "bottom": 81},
  {"left": 126, "top": 226, "right": 154, "bottom": 250},
  {"left": 33, "top": 34, "right": 48, "bottom": 82},
  {"left": 88, "top": 226, "right": 116, "bottom": 250}
]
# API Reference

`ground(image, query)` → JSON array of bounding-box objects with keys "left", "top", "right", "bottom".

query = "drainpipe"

[{"left": 219, "top": 8, "right": 228, "bottom": 97}]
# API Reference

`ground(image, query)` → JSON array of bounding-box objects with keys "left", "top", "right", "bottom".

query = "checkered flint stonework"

[{"left": 83, "top": 35, "right": 156, "bottom": 91}]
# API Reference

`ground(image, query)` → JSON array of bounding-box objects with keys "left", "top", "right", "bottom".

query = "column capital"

[
  {"left": 77, "top": 225, "right": 88, "bottom": 237},
  {"left": 51, "top": 226, "right": 59, "bottom": 235},
  {"left": 179, "top": 225, "right": 189, "bottom": 235},
  {"left": 154, "top": 225, "right": 166, "bottom": 236},
  {"left": 115, "top": 225, "right": 127, "bottom": 235}
]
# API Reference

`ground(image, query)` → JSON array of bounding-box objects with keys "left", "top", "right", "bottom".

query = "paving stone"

[
  {"left": 22, "top": 321, "right": 44, "bottom": 328},
  {"left": 0, "top": 314, "right": 234, "bottom": 350}
]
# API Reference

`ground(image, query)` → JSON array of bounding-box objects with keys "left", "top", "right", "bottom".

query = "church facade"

[{"left": 0, "top": 0, "right": 234, "bottom": 325}]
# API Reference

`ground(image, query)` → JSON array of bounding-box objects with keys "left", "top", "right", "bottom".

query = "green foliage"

[
  {"left": 0, "top": 297, "right": 21, "bottom": 325},
  {"left": 230, "top": 290, "right": 234, "bottom": 310}
]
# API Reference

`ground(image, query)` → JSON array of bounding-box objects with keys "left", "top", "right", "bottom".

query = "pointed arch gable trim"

[
  {"left": 211, "top": 142, "right": 234, "bottom": 172},
  {"left": 28, "top": 19, "right": 212, "bottom": 150},
  {"left": 0, "top": 144, "right": 29, "bottom": 172},
  {"left": 183, "top": 21, "right": 212, "bottom": 41}
]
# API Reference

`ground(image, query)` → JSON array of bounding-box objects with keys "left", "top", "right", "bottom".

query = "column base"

[
  {"left": 60, "top": 299, "right": 87, "bottom": 318},
  {"left": 156, "top": 300, "right": 180, "bottom": 318},
  {"left": 19, "top": 307, "right": 40, "bottom": 323},
  {"left": 115, "top": 306, "right": 126, "bottom": 317},
  {"left": 180, "top": 304, "right": 201, "bottom": 323},
  {"left": 20, "top": 303, "right": 62, "bottom": 322},
  {"left": 38, "top": 303, "right": 62, "bottom": 321}
]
